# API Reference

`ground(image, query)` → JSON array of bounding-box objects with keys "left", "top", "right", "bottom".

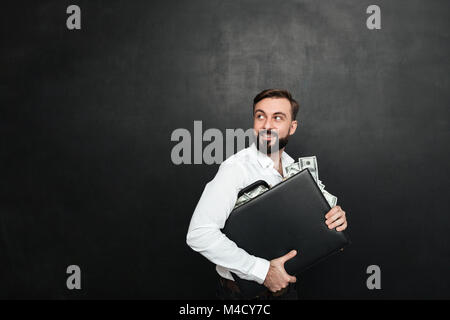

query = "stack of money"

[
  {"left": 285, "top": 156, "right": 337, "bottom": 207},
  {"left": 234, "top": 156, "right": 338, "bottom": 209},
  {"left": 234, "top": 184, "right": 269, "bottom": 208}
]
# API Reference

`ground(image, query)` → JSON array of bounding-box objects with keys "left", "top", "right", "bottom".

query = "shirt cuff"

[{"left": 249, "top": 257, "right": 270, "bottom": 284}]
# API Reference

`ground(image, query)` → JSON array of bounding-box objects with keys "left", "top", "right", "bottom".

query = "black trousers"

[{"left": 215, "top": 277, "right": 299, "bottom": 300}]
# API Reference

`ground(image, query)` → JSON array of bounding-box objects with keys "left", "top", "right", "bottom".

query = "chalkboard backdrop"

[{"left": 1, "top": 0, "right": 449, "bottom": 299}]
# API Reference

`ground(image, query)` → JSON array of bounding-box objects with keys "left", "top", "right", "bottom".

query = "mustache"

[{"left": 258, "top": 129, "right": 279, "bottom": 138}]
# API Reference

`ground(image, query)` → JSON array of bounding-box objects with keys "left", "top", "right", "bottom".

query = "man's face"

[{"left": 253, "top": 98, "right": 298, "bottom": 154}]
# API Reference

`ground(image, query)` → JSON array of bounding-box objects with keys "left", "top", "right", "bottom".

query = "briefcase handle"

[{"left": 237, "top": 180, "right": 270, "bottom": 198}]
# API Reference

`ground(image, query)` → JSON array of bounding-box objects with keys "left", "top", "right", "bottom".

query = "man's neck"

[{"left": 268, "top": 148, "right": 285, "bottom": 175}]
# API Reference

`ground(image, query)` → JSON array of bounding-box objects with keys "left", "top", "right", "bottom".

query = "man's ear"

[{"left": 289, "top": 120, "right": 298, "bottom": 135}]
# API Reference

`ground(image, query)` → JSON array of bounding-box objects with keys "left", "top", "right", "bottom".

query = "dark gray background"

[{"left": 1, "top": 0, "right": 449, "bottom": 299}]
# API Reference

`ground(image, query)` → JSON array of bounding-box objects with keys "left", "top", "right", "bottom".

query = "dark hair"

[{"left": 253, "top": 89, "right": 299, "bottom": 120}]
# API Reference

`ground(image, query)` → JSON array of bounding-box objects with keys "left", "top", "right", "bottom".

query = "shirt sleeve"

[{"left": 186, "top": 161, "right": 270, "bottom": 284}]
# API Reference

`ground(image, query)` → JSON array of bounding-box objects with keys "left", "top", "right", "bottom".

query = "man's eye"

[
  {"left": 275, "top": 116, "right": 282, "bottom": 120},
  {"left": 256, "top": 114, "right": 264, "bottom": 119}
]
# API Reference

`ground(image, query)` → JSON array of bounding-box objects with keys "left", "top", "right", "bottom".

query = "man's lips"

[{"left": 260, "top": 134, "right": 277, "bottom": 141}]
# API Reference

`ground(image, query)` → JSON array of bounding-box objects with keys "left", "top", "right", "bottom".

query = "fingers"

[
  {"left": 280, "top": 249, "right": 297, "bottom": 264},
  {"left": 325, "top": 205, "right": 341, "bottom": 219},
  {"left": 270, "top": 275, "right": 296, "bottom": 292},
  {"left": 282, "top": 275, "right": 294, "bottom": 287},
  {"left": 325, "top": 206, "right": 349, "bottom": 231},
  {"left": 325, "top": 205, "right": 347, "bottom": 231},
  {"left": 336, "top": 221, "right": 348, "bottom": 232},
  {"left": 326, "top": 210, "right": 345, "bottom": 224},
  {"left": 326, "top": 208, "right": 346, "bottom": 225},
  {"left": 328, "top": 217, "right": 346, "bottom": 229}
]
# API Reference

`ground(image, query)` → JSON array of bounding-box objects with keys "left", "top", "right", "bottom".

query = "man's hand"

[
  {"left": 263, "top": 250, "right": 297, "bottom": 293},
  {"left": 325, "top": 205, "right": 348, "bottom": 231}
]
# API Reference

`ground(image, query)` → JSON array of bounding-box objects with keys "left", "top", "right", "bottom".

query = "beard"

[{"left": 256, "top": 129, "right": 290, "bottom": 155}]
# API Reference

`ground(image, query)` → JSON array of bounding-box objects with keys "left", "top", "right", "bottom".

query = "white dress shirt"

[{"left": 186, "top": 143, "right": 295, "bottom": 284}]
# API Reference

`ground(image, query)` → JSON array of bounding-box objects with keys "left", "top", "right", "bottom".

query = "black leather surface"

[{"left": 222, "top": 169, "right": 350, "bottom": 297}]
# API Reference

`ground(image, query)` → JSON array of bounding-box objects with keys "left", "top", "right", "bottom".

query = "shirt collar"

[{"left": 250, "top": 143, "right": 295, "bottom": 169}]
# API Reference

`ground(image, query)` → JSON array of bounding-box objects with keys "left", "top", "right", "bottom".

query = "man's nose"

[{"left": 262, "top": 118, "right": 273, "bottom": 130}]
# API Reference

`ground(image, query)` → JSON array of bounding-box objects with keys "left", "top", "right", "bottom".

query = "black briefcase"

[{"left": 222, "top": 169, "right": 351, "bottom": 298}]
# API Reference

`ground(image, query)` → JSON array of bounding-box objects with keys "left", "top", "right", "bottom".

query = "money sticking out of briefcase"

[{"left": 222, "top": 169, "right": 351, "bottom": 298}]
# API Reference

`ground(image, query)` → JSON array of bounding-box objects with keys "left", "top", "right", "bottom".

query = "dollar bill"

[
  {"left": 234, "top": 193, "right": 251, "bottom": 207},
  {"left": 234, "top": 185, "right": 269, "bottom": 208},
  {"left": 297, "top": 156, "right": 337, "bottom": 207},
  {"left": 322, "top": 189, "right": 337, "bottom": 207},
  {"left": 246, "top": 185, "right": 269, "bottom": 198},
  {"left": 299, "top": 156, "right": 319, "bottom": 182},
  {"left": 317, "top": 179, "right": 325, "bottom": 190},
  {"left": 285, "top": 162, "right": 301, "bottom": 179}
]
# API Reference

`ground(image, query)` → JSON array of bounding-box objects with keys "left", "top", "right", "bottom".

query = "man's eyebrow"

[{"left": 254, "top": 110, "right": 288, "bottom": 117}]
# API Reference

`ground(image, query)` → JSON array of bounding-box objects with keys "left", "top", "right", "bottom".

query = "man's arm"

[{"left": 186, "top": 161, "right": 270, "bottom": 284}]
